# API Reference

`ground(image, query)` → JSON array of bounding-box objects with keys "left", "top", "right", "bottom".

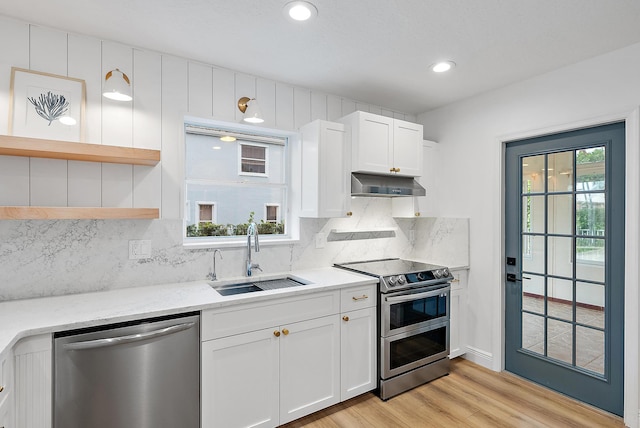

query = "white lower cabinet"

[
  {"left": 449, "top": 268, "right": 469, "bottom": 358},
  {"left": 202, "top": 315, "right": 341, "bottom": 428},
  {"left": 13, "top": 333, "right": 52, "bottom": 428},
  {"left": 201, "top": 284, "right": 378, "bottom": 427},
  {"left": 340, "top": 306, "right": 376, "bottom": 401}
]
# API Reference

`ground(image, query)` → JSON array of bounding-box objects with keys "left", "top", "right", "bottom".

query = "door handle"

[
  {"left": 63, "top": 322, "right": 196, "bottom": 350},
  {"left": 506, "top": 273, "right": 531, "bottom": 282}
]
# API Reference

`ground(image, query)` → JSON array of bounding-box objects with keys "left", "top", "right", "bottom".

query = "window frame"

[
  {"left": 238, "top": 142, "right": 269, "bottom": 177},
  {"left": 196, "top": 201, "right": 217, "bottom": 224},
  {"left": 182, "top": 116, "right": 301, "bottom": 249},
  {"left": 264, "top": 203, "right": 281, "bottom": 223}
]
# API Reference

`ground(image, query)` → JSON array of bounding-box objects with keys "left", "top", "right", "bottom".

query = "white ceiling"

[{"left": 2, "top": 0, "right": 640, "bottom": 114}]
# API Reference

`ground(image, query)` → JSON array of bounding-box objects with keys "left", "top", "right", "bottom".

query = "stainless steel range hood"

[{"left": 351, "top": 172, "right": 426, "bottom": 197}]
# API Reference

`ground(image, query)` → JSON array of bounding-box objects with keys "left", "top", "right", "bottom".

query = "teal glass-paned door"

[{"left": 505, "top": 122, "right": 624, "bottom": 416}]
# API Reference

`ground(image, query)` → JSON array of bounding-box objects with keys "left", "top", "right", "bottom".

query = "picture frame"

[{"left": 8, "top": 67, "right": 86, "bottom": 142}]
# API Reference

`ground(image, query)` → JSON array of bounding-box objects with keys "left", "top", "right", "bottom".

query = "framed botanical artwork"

[{"left": 8, "top": 67, "right": 86, "bottom": 142}]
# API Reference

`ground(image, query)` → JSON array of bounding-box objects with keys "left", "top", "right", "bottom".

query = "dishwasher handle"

[{"left": 64, "top": 322, "right": 196, "bottom": 351}]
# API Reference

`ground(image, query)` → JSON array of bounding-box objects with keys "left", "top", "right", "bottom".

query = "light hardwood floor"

[{"left": 280, "top": 358, "right": 623, "bottom": 428}]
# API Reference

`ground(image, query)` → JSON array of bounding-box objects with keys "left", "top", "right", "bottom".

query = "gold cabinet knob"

[
  {"left": 390, "top": 168, "right": 395, "bottom": 172},
  {"left": 415, "top": 212, "right": 420, "bottom": 217},
  {"left": 282, "top": 328, "right": 289, "bottom": 336},
  {"left": 274, "top": 330, "right": 281, "bottom": 337},
  {"left": 0, "top": 385, "right": 4, "bottom": 393},
  {"left": 346, "top": 211, "right": 353, "bottom": 216},
  {"left": 342, "top": 316, "right": 349, "bottom": 322},
  {"left": 395, "top": 168, "right": 400, "bottom": 173}
]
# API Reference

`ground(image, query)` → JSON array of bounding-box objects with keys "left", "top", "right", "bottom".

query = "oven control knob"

[
  {"left": 442, "top": 268, "right": 450, "bottom": 278},
  {"left": 397, "top": 275, "right": 406, "bottom": 285},
  {"left": 417, "top": 272, "right": 426, "bottom": 281},
  {"left": 387, "top": 276, "right": 397, "bottom": 286},
  {"left": 434, "top": 269, "right": 443, "bottom": 278}
]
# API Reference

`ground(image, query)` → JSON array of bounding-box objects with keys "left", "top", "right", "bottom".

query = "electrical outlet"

[
  {"left": 129, "top": 240, "right": 152, "bottom": 260},
  {"left": 315, "top": 232, "right": 326, "bottom": 249}
]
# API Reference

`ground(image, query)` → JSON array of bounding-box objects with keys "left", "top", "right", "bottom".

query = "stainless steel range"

[{"left": 334, "top": 258, "right": 453, "bottom": 400}]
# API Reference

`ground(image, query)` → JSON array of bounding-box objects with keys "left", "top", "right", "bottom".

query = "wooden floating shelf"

[
  {"left": 0, "top": 135, "right": 160, "bottom": 166},
  {"left": 0, "top": 207, "right": 159, "bottom": 220}
]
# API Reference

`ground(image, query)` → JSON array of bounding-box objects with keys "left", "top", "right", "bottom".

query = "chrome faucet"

[
  {"left": 207, "top": 249, "right": 223, "bottom": 281},
  {"left": 246, "top": 222, "right": 262, "bottom": 276}
]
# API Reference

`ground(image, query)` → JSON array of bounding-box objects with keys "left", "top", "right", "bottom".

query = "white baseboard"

[{"left": 461, "top": 346, "right": 494, "bottom": 370}]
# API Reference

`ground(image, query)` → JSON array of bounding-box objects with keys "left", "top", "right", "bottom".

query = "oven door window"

[
  {"left": 388, "top": 289, "right": 448, "bottom": 331},
  {"left": 383, "top": 321, "right": 450, "bottom": 379}
]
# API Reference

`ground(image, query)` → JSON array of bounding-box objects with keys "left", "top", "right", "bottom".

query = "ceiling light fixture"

[
  {"left": 237, "top": 97, "right": 264, "bottom": 124},
  {"left": 431, "top": 61, "right": 456, "bottom": 73},
  {"left": 283, "top": 1, "right": 318, "bottom": 21},
  {"left": 220, "top": 135, "right": 236, "bottom": 142},
  {"left": 103, "top": 68, "right": 132, "bottom": 101}
]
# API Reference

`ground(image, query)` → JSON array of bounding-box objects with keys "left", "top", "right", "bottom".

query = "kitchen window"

[{"left": 183, "top": 120, "right": 297, "bottom": 247}]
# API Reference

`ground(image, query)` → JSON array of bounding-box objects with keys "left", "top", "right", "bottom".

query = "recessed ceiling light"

[
  {"left": 220, "top": 135, "right": 236, "bottom": 142},
  {"left": 283, "top": 1, "right": 318, "bottom": 21},
  {"left": 212, "top": 146, "right": 222, "bottom": 150},
  {"left": 431, "top": 61, "right": 456, "bottom": 73}
]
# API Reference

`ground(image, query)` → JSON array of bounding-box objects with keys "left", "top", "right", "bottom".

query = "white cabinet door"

[
  {"left": 14, "top": 334, "right": 51, "bottom": 428},
  {"left": 300, "top": 120, "right": 350, "bottom": 218},
  {"left": 279, "top": 316, "right": 341, "bottom": 425},
  {"left": 392, "top": 119, "right": 423, "bottom": 177},
  {"left": 202, "top": 328, "right": 280, "bottom": 428},
  {"left": 392, "top": 140, "right": 439, "bottom": 217},
  {"left": 347, "top": 112, "right": 393, "bottom": 175},
  {"left": 340, "top": 306, "right": 377, "bottom": 401},
  {"left": 449, "top": 269, "right": 469, "bottom": 358},
  {"left": 340, "top": 111, "right": 423, "bottom": 176}
]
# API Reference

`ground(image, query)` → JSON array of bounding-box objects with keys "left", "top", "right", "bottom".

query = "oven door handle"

[{"left": 384, "top": 287, "right": 449, "bottom": 304}]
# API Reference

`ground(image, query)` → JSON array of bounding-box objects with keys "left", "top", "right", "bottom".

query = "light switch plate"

[{"left": 129, "top": 240, "right": 151, "bottom": 260}]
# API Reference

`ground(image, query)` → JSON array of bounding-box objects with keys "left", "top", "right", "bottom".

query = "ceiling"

[{"left": 2, "top": 0, "right": 640, "bottom": 114}]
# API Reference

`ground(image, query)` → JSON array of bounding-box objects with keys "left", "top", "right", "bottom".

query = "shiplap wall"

[{"left": 0, "top": 16, "right": 416, "bottom": 219}]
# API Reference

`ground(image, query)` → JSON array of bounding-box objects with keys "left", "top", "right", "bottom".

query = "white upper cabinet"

[
  {"left": 299, "top": 120, "right": 351, "bottom": 218},
  {"left": 339, "top": 111, "right": 423, "bottom": 177},
  {"left": 392, "top": 140, "right": 440, "bottom": 218}
]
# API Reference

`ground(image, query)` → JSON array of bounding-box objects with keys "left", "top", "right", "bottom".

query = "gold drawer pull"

[
  {"left": 352, "top": 295, "right": 368, "bottom": 301},
  {"left": 343, "top": 316, "right": 349, "bottom": 322},
  {"left": 450, "top": 279, "right": 460, "bottom": 283},
  {"left": 282, "top": 328, "right": 290, "bottom": 336},
  {"left": 0, "top": 385, "right": 4, "bottom": 393},
  {"left": 346, "top": 211, "right": 353, "bottom": 216},
  {"left": 274, "top": 330, "right": 281, "bottom": 337}
]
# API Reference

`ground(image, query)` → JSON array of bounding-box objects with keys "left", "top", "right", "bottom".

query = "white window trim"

[
  {"left": 238, "top": 142, "right": 270, "bottom": 177},
  {"left": 196, "top": 201, "right": 217, "bottom": 224}
]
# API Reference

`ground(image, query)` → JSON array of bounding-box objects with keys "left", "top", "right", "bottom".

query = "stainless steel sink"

[{"left": 211, "top": 277, "right": 309, "bottom": 296}]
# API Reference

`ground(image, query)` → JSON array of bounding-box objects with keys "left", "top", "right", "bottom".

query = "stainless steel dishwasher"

[{"left": 54, "top": 312, "right": 200, "bottom": 428}]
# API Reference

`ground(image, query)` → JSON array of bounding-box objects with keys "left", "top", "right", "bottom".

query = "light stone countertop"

[{"left": 0, "top": 267, "right": 376, "bottom": 363}]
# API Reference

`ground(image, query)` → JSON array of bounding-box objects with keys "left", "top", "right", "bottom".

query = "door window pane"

[
  {"left": 522, "top": 235, "right": 545, "bottom": 274},
  {"left": 522, "top": 312, "right": 545, "bottom": 355},
  {"left": 576, "top": 282, "right": 605, "bottom": 328},
  {"left": 576, "top": 326, "right": 604, "bottom": 375},
  {"left": 547, "top": 319, "right": 573, "bottom": 365},
  {"left": 576, "top": 147, "right": 605, "bottom": 191},
  {"left": 547, "top": 236, "right": 573, "bottom": 278},
  {"left": 522, "top": 274, "right": 545, "bottom": 314},
  {"left": 548, "top": 194, "right": 573, "bottom": 235},
  {"left": 576, "top": 238, "right": 605, "bottom": 282},
  {"left": 548, "top": 278, "right": 573, "bottom": 322},
  {"left": 548, "top": 151, "right": 573, "bottom": 193},
  {"left": 522, "top": 195, "right": 545, "bottom": 234},
  {"left": 522, "top": 155, "right": 545, "bottom": 193}
]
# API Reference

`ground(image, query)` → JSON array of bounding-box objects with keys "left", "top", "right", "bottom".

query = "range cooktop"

[{"left": 334, "top": 258, "right": 452, "bottom": 293}]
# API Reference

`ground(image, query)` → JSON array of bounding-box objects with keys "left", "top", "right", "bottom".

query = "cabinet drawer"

[
  {"left": 202, "top": 291, "right": 340, "bottom": 341},
  {"left": 341, "top": 284, "right": 377, "bottom": 312}
]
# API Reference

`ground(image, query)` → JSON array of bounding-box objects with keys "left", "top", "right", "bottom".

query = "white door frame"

[{"left": 495, "top": 108, "right": 640, "bottom": 427}]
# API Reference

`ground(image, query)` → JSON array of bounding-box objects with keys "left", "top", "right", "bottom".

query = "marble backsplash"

[{"left": 0, "top": 198, "right": 468, "bottom": 301}]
